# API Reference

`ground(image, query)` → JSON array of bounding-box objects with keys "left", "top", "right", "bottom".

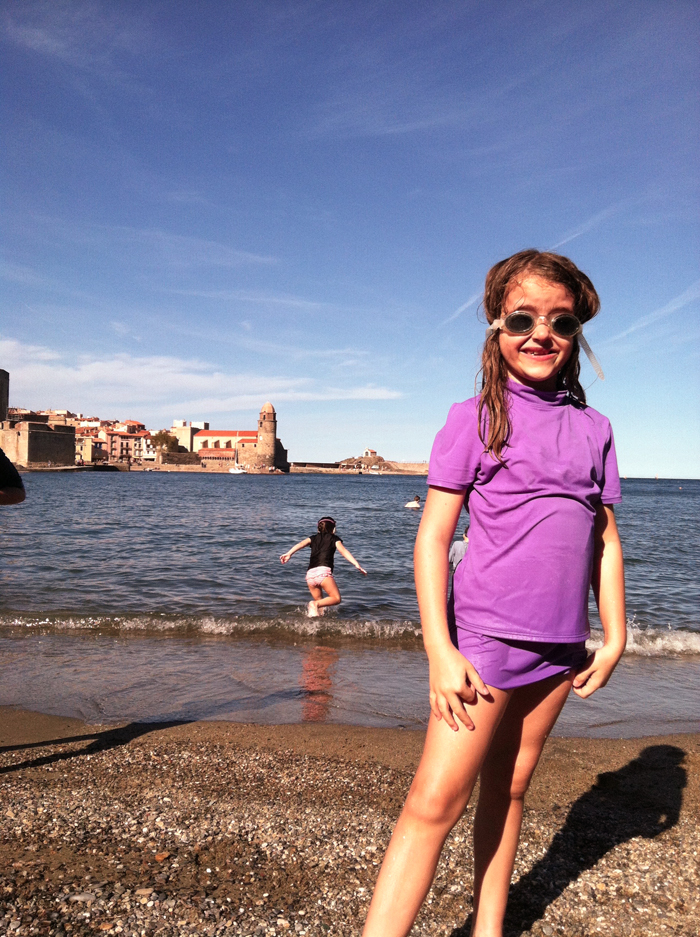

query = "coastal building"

[
  {"left": 1, "top": 413, "right": 76, "bottom": 467},
  {"left": 98, "top": 422, "right": 151, "bottom": 462},
  {"left": 75, "top": 428, "right": 106, "bottom": 464},
  {"left": 0, "top": 372, "right": 76, "bottom": 467},
  {"left": 0, "top": 370, "right": 8, "bottom": 421},
  {"left": 171, "top": 420, "right": 210, "bottom": 452},
  {"left": 193, "top": 402, "right": 289, "bottom": 471}
]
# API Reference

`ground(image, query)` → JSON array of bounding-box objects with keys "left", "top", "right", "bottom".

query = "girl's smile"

[{"left": 498, "top": 276, "right": 575, "bottom": 391}]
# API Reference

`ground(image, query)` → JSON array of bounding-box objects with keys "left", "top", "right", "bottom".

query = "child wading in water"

[
  {"left": 280, "top": 516, "right": 367, "bottom": 617},
  {"left": 363, "top": 250, "right": 626, "bottom": 937}
]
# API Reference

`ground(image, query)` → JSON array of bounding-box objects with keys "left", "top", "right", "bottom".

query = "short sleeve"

[
  {"left": 427, "top": 400, "right": 483, "bottom": 492},
  {"left": 600, "top": 423, "right": 622, "bottom": 504},
  {"left": 333, "top": 534, "right": 343, "bottom": 544}
]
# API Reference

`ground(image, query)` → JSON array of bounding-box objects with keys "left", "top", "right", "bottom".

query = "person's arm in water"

[
  {"left": 573, "top": 503, "right": 626, "bottom": 698},
  {"left": 415, "top": 486, "right": 488, "bottom": 732},
  {"left": 280, "top": 537, "right": 311, "bottom": 564},
  {"left": 336, "top": 542, "right": 368, "bottom": 575}
]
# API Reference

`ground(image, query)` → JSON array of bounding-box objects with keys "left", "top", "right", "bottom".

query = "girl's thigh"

[
  {"left": 321, "top": 576, "right": 340, "bottom": 601},
  {"left": 410, "top": 687, "right": 513, "bottom": 813},
  {"left": 481, "top": 671, "right": 574, "bottom": 793}
]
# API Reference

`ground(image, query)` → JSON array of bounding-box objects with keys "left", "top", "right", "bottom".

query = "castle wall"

[{"left": 0, "top": 421, "right": 76, "bottom": 466}]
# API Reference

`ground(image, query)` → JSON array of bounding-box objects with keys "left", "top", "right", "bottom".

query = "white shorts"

[{"left": 305, "top": 566, "right": 334, "bottom": 587}]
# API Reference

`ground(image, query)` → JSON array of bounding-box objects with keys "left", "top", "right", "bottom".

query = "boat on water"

[{"left": 229, "top": 464, "right": 247, "bottom": 474}]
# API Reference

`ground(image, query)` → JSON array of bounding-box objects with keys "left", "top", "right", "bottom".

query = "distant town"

[{"left": 0, "top": 370, "right": 428, "bottom": 475}]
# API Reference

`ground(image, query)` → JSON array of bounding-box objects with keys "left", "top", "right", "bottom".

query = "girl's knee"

[
  {"left": 481, "top": 755, "right": 537, "bottom": 803},
  {"left": 404, "top": 781, "right": 466, "bottom": 830},
  {"left": 508, "top": 767, "right": 533, "bottom": 802}
]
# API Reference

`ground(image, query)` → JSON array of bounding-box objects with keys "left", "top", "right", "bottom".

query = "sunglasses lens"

[
  {"left": 551, "top": 315, "right": 580, "bottom": 337},
  {"left": 504, "top": 312, "right": 535, "bottom": 334}
]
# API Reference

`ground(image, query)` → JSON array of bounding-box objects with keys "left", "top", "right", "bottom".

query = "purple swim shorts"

[{"left": 452, "top": 625, "right": 588, "bottom": 691}]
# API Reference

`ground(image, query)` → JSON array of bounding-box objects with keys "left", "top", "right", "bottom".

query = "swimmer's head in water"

[{"left": 318, "top": 516, "right": 336, "bottom": 534}]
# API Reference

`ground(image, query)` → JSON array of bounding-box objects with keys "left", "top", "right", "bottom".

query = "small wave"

[
  {"left": 588, "top": 621, "right": 700, "bottom": 657},
  {"left": 2, "top": 613, "right": 698, "bottom": 655},
  {"left": 0, "top": 612, "right": 423, "bottom": 642}
]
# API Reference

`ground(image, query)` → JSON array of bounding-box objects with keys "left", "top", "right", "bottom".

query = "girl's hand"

[
  {"left": 572, "top": 643, "right": 624, "bottom": 698},
  {"left": 428, "top": 644, "right": 489, "bottom": 731},
  {"left": 356, "top": 565, "right": 368, "bottom": 575},
  {"left": 280, "top": 553, "right": 291, "bottom": 564}
]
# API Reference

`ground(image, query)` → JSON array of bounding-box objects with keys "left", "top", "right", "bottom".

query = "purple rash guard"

[{"left": 427, "top": 381, "right": 622, "bottom": 644}]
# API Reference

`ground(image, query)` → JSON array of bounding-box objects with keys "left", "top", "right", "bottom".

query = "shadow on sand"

[
  {"left": 450, "top": 744, "right": 686, "bottom": 937},
  {"left": 0, "top": 721, "right": 191, "bottom": 776}
]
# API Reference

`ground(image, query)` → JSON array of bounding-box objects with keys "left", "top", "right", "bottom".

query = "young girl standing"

[{"left": 363, "top": 250, "right": 626, "bottom": 937}]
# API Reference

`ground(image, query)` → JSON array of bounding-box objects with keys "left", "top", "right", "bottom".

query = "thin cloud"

[
  {"left": 549, "top": 200, "right": 634, "bottom": 249},
  {"left": 0, "top": 260, "right": 57, "bottom": 290},
  {"left": 599, "top": 281, "right": 700, "bottom": 346},
  {"left": 12, "top": 213, "right": 276, "bottom": 270},
  {"left": 3, "top": 1, "right": 150, "bottom": 82},
  {"left": 0, "top": 337, "right": 401, "bottom": 419},
  {"left": 440, "top": 291, "right": 482, "bottom": 326},
  {"left": 166, "top": 289, "right": 325, "bottom": 309},
  {"left": 98, "top": 225, "right": 276, "bottom": 268},
  {"left": 179, "top": 385, "right": 402, "bottom": 414}
]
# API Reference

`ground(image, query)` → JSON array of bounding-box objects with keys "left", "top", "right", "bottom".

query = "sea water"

[{"left": 0, "top": 473, "right": 697, "bottom": 736}]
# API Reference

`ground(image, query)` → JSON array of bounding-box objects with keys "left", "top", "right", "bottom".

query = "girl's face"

[{"left": 498, "top": 275, "right": 575, "bottom": 392}]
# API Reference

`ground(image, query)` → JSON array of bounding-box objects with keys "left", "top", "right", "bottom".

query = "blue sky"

[{"left": 2, "top": 0, "right": 698, "bottom": 475}]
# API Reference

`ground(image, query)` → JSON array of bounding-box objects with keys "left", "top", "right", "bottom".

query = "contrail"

[
  {"left": 549, "top": 200, "right": 632, "bottom": 250},
  {"left": 600, "top": 281, "right": 700, "bottom": 345},
  {"left": 440, "top": 291, "right": 481, "bottom": 326}
]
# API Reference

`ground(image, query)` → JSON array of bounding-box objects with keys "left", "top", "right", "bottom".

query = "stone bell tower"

[{"left": 257, "top": 401, "right": 277, "bottom": 465}]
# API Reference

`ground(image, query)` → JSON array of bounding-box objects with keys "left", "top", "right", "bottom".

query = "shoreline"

[
  {"left": 17, "top": 463, "right": 430, "bottom": 476},
  {"left": 1, "top": 707, "right": 697, "bottom": 935}
]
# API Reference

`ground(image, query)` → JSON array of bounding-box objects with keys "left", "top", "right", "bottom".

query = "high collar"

[{"left": 505, "top": 379, "right": 570, "bottom": 408}]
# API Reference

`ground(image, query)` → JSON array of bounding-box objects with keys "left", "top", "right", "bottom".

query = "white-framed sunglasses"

[{"left": 487, "top": 311, "right": 604, "bottom": 380}]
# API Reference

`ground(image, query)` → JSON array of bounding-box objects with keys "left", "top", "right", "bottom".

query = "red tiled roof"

[{"left": 194, "top": 430, "right": 257, "bottom": 438}]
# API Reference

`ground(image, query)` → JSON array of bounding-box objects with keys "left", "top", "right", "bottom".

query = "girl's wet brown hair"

[
  {"left": 317, "top": 517, "right": 336, "bottom": 535},
  {"left": 478, "top": 249, "right": 600, "bottom": 461}
]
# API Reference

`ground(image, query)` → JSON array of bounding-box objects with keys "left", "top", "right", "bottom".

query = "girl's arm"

[
  {"left": 336, "top": 542, "right": 367, "bottom": 575},
  {"left": 415, "top": 486, "right": 488, "bottom": 732},
  {"left": 280, "top": 537, "right": 311, "bottom": 564},
  {"left": 573, "top": 503, "right": 626, "bottom": 698}
]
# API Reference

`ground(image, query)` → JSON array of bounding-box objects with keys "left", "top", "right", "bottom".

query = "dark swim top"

[{"left": 307, "top": 532, "right": 343, "bottom": 571}]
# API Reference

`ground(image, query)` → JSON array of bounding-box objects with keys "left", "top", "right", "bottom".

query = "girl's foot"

[{"left": 307, "top": 601, "right": 319, "bottom": 618}]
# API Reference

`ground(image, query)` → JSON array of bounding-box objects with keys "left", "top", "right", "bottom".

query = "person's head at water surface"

[
  {"left": 478, "top": 249, "right": 601, "bottom": 460},
  {"left": 463, "top": 525, "right": 469, "bottom": 540},
  {"left": 317, "top": 516, "right": 336, "bottom": 535}
]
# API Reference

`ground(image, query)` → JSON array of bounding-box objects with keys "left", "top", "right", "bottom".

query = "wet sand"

[{"left": 1, "top": 708, "right": 698, "bottom": 936}]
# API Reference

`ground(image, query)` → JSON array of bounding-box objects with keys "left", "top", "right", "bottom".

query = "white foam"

[
  {"left": 588, "top": 620, "right": 700, "bottom": 657},
  {"left": 2, "top": 613, "right": 697, "bottom": 654}
]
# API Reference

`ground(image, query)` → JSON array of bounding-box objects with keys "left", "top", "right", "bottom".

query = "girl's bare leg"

[
  {"left": 315, "top": 576, "right": 341, "bottom": 609},
  {"left": 306, "top": 583, "right": 323, "bottom": 615},
  {"left": 470, "top": 672, "right": 574, "bottom": 937},
  {"left": 362, "top": 686, "right": 512, "bottom": 937},
  {"left": 307, "top": 584, "right": 322, "bottom": 601}
]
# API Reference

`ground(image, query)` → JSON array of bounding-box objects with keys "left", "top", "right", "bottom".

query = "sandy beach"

[{"left": 0, "top": 709, "right": 697, "bottom": 937}]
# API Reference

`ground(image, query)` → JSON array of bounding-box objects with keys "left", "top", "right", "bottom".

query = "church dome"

[{"left": 260, "top": 401, "right": 275, "bottom": 414}]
